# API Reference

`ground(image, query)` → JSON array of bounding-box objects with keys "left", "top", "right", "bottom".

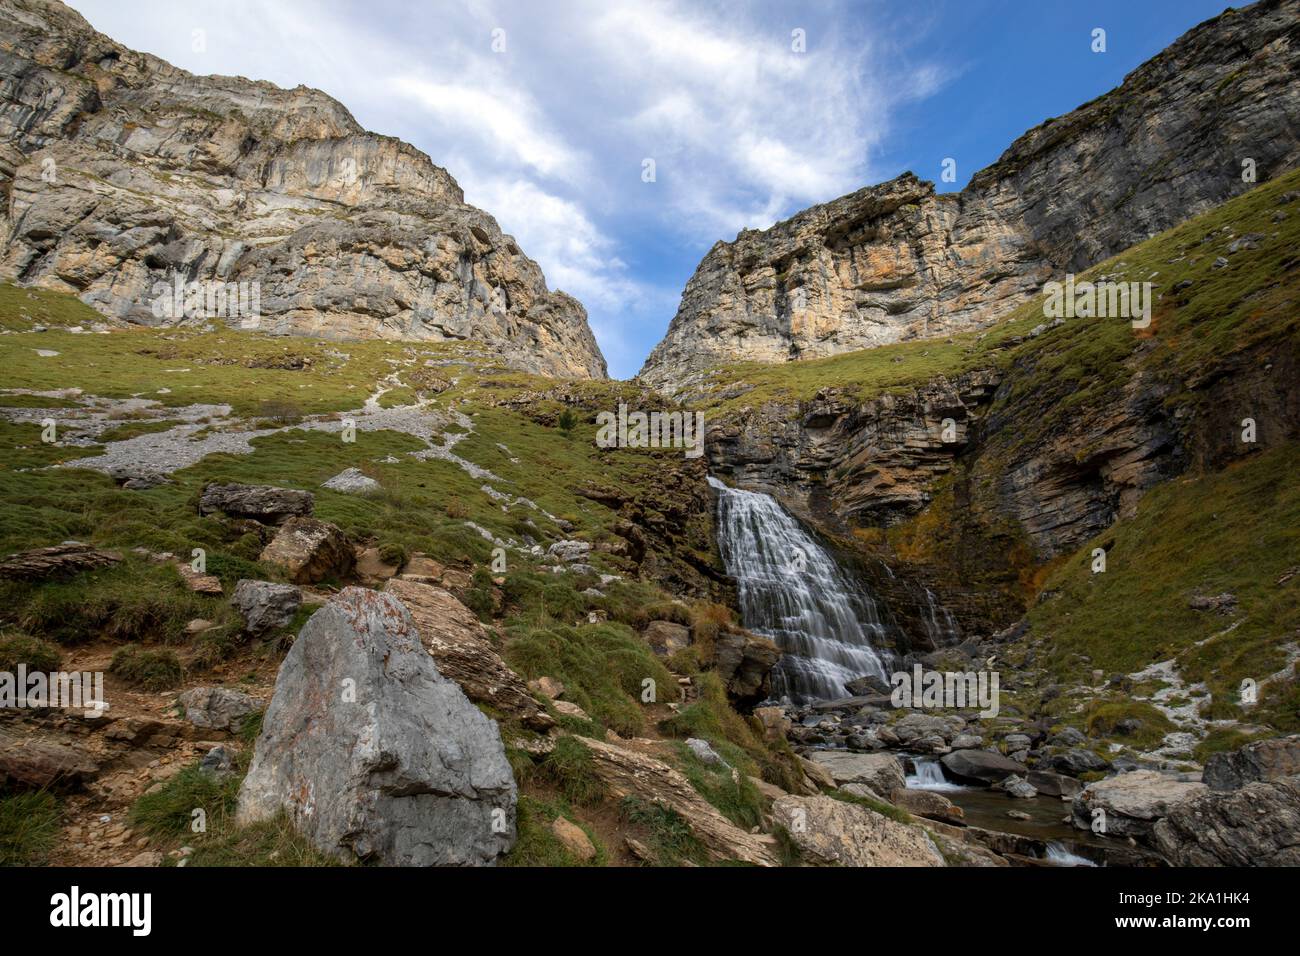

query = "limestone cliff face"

[
  {"left": 0, "top": 0, "right": 607, "bottom": 379},
  {"left": 640, "top": 0, "right": 1300, "bottom": 389}
]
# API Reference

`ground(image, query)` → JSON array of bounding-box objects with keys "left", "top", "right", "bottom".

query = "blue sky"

[{"left": 70, "top": 0, "right": 1235, "bottom": 377}]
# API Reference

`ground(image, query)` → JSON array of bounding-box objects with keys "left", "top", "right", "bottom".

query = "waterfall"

[
  {"left": 905, "top": 758, "right": 965, "bottom": 792},
  {"left": 1045, "top": 842, "right": 1098, "bottom": 867},
  {"left": 920, "top": 587, "right": 960, "bottom": 646},
  {"left": 708, "top": 476, "right": 889, "bottom": 703}
]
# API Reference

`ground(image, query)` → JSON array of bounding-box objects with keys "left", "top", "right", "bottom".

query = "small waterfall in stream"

[
  {"left": 905, "top": 758, "right": 966, "bottom": 792},
  {"left": 708, "top": 477, "right": 889, "bottom": 703},
  {"left": 1044, "top": 842, "right": 1098, "bottom": 867}
]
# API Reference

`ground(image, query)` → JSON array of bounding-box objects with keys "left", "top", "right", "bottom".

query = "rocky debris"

[
  {"left": 577, "top": 736, "right": 777, "bottom": 865},
  {"left": 177, "top": 686, "right": 263, "bottom": 734},
  {"left": 259, "top": 517, "right": 354, "bottom": 584},
  {"left": 1152, "top": 775, "right": 1300, "bottom": 866},
  {"left": 710, "top": 626, "right": 780, "bottom": 707},
  {"left": 0, "top": 543, "right": 121, "bottom": 580},
  {"left": 1188, "top": 591, "right": 1237, "bottom": 613},
  {"left": 1072, "top": 770, "right": 1207, "bottom": 840},
  {"left": 754, "top": 705, "right": 792, "bottom": 741},
  {"left": 549, "top": 817, "right": 596, "bottom": 862},
  {"left": 940, "top": 749, "right": 1027, "bottom": 786},
  {"left": 808, "top": 752, "right": 906, "bottom": 798},
  {"left": 237, "top": 588, "right": 516, "bottom": 865},
  {"left": 546, "top": 540, "right": 593, "bottom": 563},
  {"left": 845, "top": 674, "right": 892, "bottom": 696},
  {"left": 0, "top": 0, "right": 605, "bottom": 379},
  {"left": 771, "top": 794, "right": 945, "bottom": 867},
  {"left": 199, "top": 483, "right": 314, "bottom": 523},
  {"left": 640, "top": 0, "right": 1300, "bottom": 388},
  {"left": 397, "top": 553, "right": 445, "bottom": 583},
  {"left": 117, "top": 851, "right": 164, "bottom": 868},
  {"left": 642, "top": 620, "right": 690, "bottom": 657},
  {"left": 383, "top": 578, "right": 554, "bottom": 732},
  {"left": 231, "top": 580, "right": 303, "bottom": 635},
  {"left": 175, "top": 563, "right": 222, "bottom": 595},
  {"left": 354, "top": 548, "right": 401, "bottom": 584},
  {"left": 553, "top": 700, "right": 590, "bottom": 721},
  {"left": 0, "top": 729, "right": 99, "bottom": 790},
  {"left": 1203, "top": 735, "right": 1300, "bottom": 791},
  {"left": 321, "top": 468, "right": 381, "bottom": 495}
]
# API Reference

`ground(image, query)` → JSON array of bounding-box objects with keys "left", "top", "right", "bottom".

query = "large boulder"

[
  {"left": 1046, "top": 748, "right": 1112, "bottom": 776},
  {"left": 771, "top": 794, "right": 945, "bottom": 867},
  {"left": 236, "top": 588, "right": 517, "bottom": 865},
  {"left": 711, "top": 625, "right": 780, "bottom": 707},
  {"left": 383, "top": 578, "right": 553, "bottom": 732},
  {"left": 1203, "top": 735, "right": 1300, "bottom": 791},
  {"left": 808, "top": 751, "right": 906, "bottom": 798},
  {"left": 177, "top": 686, "right": 263, "bottom": 733},
  {"left": 941, "top": 749, "right": 1027, "bottom": 785},
  {"left": 198, "top": 482, "right": 314, "bottom": 523},
  {"left": 230, "top": 580, "right": 302, "bottom": 635},
  {"left": 258, "top": 517, "right": 354, "bottom": 584},
  {"left": 1071, "top": 770, "right": 1206, "bottom": 840},
  {"left": 1152, "top": 775, "right": 1300, "bottom": 866},
  {"left": 0, "top": 729, "right": 99, "bottom": 790},
  {"left": 642, "top": 620, "right": 690, "bottom": 657}
]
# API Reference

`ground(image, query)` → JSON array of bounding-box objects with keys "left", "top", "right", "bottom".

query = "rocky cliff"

[
  {"left": 640, "top": 0, "right": 1300, "bottom": 389},
  {"left": 0, "top": 0, "right": 607, "bottom": 379}
]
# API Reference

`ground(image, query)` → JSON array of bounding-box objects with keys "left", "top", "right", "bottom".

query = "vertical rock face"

[
  {"left": 0, "top": 0, "right": 606, "bottom": 379},
  {"left": 236, "top": 587, "right": 517, "bottom": 866},
  {"left": 639, "top": 0, "right": 1300, "bottom": 389}
]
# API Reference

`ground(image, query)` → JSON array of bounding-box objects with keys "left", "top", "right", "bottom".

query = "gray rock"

[
  {"left": 771, "top": 795, "right": 945, "bottom": 867},
  {"left": 1049, "top": 727, "right": 1087, "bottom": 748},
  {"left": 642, "top": 620, "right": 690, "bottom": 657},
  {"left": 177, "top": 686, "right": 262, "bottom": 733},
  {"left": 1152, "top": 775, "right": 1300, "bottom": 866},
  {"left": 1071, "top": 770, "right": 1206, "bottom": 840},
  {"left": 259, "top": 516, "right": 354, "bottom": 584},
  {"left": 199, "top": 745, "right": 233, "bottom": 778},
  {"left": 547, "top": 539, "right": 593, "bottom": 563},
  {"left": 231, "top": 579, "right": 302, "bottom": 634},
  {"left": 236, "top": 587, "right": 516, "bottom": 865},
  {"left": 1203, "top": 735, "right": 1300, "bottom": 791},
  {"left": 808, "top": 751, "right": 906, "bottom": 798},
  {"left": 940, "top": 749, "right": 1027, "bottom": 785},
  {"left": 994, "top": 774, "right": 1038, "bottom": 799},
  {"left": 1027, "top": 769, "right": 1083, "bottom": 799},
  {"left": 949, "top": 733, "right": 984, "bottom": 750},
  {"left": 198, "top": 482, "right": 314, "bottom": 523},
  {"left": 685, "top": 738, "right": 729, "bottom": 768},
  {"left": 321, "top": 468, "right": 382, "bottom": 495},
  {"left": 1047, "top": 748, "right": 1111, "bottom": 776}
]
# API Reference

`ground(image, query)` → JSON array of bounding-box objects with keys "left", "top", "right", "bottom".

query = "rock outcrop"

[
  {"left": 1203, "top": 734, "right": 1300, "bottom": 791},
  {"left": 237, "top": 587, "right": 517, "bottom": 866},
  {"left": 1153, "top": 775, "right": 1300, "bottom": 866},
  {"left": 771, "top": 794, "right": 945, "bottom": 867},
  {"left": 640, "top": 0, "right": 1300, "bottom": 388},
  {"left": 0, "top": 0, "right": 606, "bottom": 379},
  {"left": 258, "top": 516, "right": 353, "bottom": 584},
  {"left": 1071, "top": 770, "right": 1206, "bottom": 841}
]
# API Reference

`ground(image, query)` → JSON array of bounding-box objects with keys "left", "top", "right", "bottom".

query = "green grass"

[
  {"left": 824, "top": 786, "right": 914, "bottom": 825},
  {"left": 0, "top": 632, "right": 62, "bottom": 671},
  {"left": 184, "top": 814, "right": 341, "bottom": 867},
  {"left": 502, "top": 795, "right": 606, "bottom": 867},
  {"left": 0, "top": 791, "right": 61, "bottom": 865},
  {"left": 1081, "top": 699, "right": 1176, "bottom": 749},
  {"left": 675, "top": 742, "right": 765, "bottom": 830},
  {"left": 619, "top": 796, "right": 710, "bottom": 866},
  {"left": 110, "top": 644, "right": 184, "bottom": 690},
  {"left": 536, "top": 736, "right": 607, "bottom": 806}
]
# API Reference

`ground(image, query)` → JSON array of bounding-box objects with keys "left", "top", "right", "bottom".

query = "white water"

[
  {"left": 920, "top": 587, "right": 961, "bottom": 646},
  {"left": 1045, "top": 841, "right": 1098, "bottom": 867},
  {"left": 708, "top": 477, "right": 889, "bottom": 702},
  {"left": 905, "top": 758, "right": 967, "bottom": 792}
]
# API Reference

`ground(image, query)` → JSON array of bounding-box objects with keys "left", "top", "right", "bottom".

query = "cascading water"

[
  {"left": 905, "top": 758, "right": 966, "bottom": 792},
  {"left": 920, "top": 587, "right": 961, "bottom": 646},
  {"left": 708, "top": 476, "right": 890, "bottom": 703}
]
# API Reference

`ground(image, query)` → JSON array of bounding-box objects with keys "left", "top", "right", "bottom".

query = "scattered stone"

[
  {"left": 1027, "top": 770, "right": 1083, "bottom": 799},
  {"left": 231, "top": 579, "right": 303, "bottom": 634},
  {"left": 0, "top": 730, "right": 99, "bottom": 790},
  {"left": 398, "top": 553, "right": 445, "bottom": 583},
  {"left": 177, "top": 686, "right": 262, "bottom": 734},
  {"left": 547, "top": 540, "right": 592, "bottom": 563},
  {"left": 259, "top": 516, "right": 354, "bottom": 584},
  {"left": 117, "top": 851, "right": 164, "bottom": 867},
  {"left": 550, "top": 817, "right": 596, "bottom": 861},
  {"left": 199, "top": 745, "right": 233, "bottom": 778},
  {"left": 321, "top": 468, "right": 381, "bottom": 495},
  {"left": 994, "top": 774, "right": 1039, "bottom": 799},
  {"left": 527, "top": 676, "right": 565, "bottom": 701},
  {"left": 1188, "top": 591, "right": 1237, "bottom": 613},
  {"left": 237, "top": 588, "right": 517, "bottom": 865},
  {"left": 553, "top": 700, "right": 590, "bottom": 722},
  {"left": 198, "top": 482, "right": 313, "bottom": 523},
  {"left": 1047, "top": 749, "right": 1111, "bottom": 776},
  {"left": 686, "top": 738, "right": 729, "bottom": 768},
  {"left": 1007, "top": 809, "right": 1031, "bottom": 821}
]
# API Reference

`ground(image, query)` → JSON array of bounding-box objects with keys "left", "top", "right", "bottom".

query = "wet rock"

[
  {"left": 941, "top": 749, "right": 1027, "bottom": 785},
  {"left": 994, "top": 774, "right": 1038, "bottom": 799},
  {"left": 198, "top": 482, "right": 314, "bottom": 523},
  {"left": 231, "top": 579, "right": 302, "bottom": 635},
  {"left": 259, "top": 516, "right": 354, "bottom": 584},
  {"left": 237, "top": 588, "right": 516, "bottom": 865}
]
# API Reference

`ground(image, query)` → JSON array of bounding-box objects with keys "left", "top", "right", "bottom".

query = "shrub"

[{"left": 110, "top": 645, "right": 183, "bottom": 690}]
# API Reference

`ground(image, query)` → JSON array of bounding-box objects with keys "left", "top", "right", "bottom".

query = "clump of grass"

[
  {"left": 502, "top": 795, "right": 603, "bottom": 867},
  {"left": 1082, "top": 699, "right": 1176, "bottom": 748},
  {"left": 619, "top": 796, "right": 709, "bottom": 866},
  {"left": 676, "top": 743, "right": 765, "bottom": 830},
  {"left": 0, "top": 792, "right": 61, "bottom": 866},
  {"left": 1192, "top": 726, "right": 1272, "bottom": 764},
  {"left": 111, "top": 645, "right": 183, "bottom": 690},
  {"left": 538, "top": 736, "right": 607, "bottom": 807},
  {"left": 185, "top": 813, "right": 340, "bottom": 867},
  {"left": 0, "top": 632, "right": 61, "bottom": 672},
  {"left": 130, "top": 762, "right": 239, "bottom": 838}
]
